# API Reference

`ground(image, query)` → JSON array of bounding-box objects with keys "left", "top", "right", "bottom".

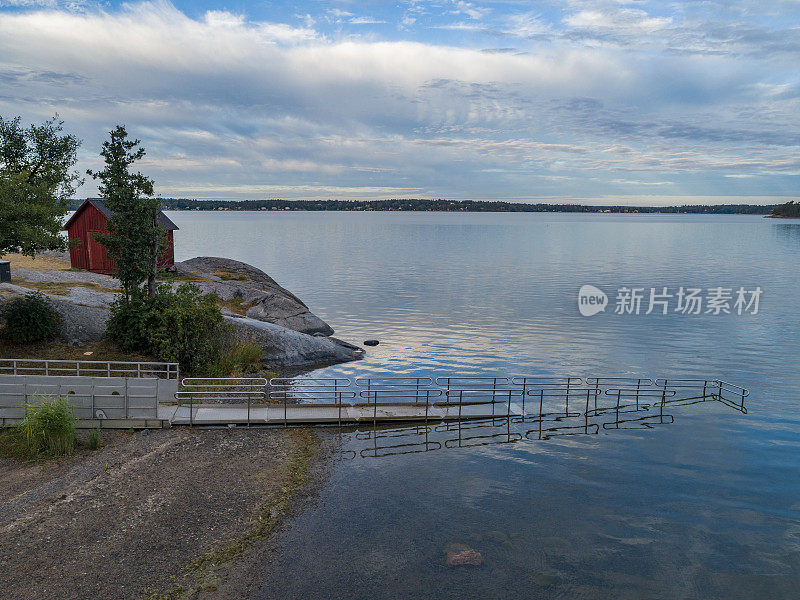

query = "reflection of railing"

[
  {"left": 522, "top": 388, "right": 600, "bottom": 439},
  {"left": 597, "top": 388, "right": 677, "bottom": 429},
  {"left": 653, "top": 378, "right": 748, "bottom": 413}
]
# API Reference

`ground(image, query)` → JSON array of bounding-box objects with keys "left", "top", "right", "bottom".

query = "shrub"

[
  {"left": 106, "top": 283, "right": 223, "bottom": 373},
  {"left": 3, "top": 291, "right": 60, "bottom": 343},
  {"left": 2, "top": 395, "right": 76, "bottom": 459}
]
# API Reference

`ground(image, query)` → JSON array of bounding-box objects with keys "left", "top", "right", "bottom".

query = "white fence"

[{"left": 0, "top": 362, "right": 179, "bottom": 428}]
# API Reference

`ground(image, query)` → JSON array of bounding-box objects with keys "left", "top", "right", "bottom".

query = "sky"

[{"left": 0, "top": 0, "right": 799, "bottom": 204}]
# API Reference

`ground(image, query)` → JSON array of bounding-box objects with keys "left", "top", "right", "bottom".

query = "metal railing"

[
  {"left": 161, "top": 373, "right": 750, "bottom": 428},
  {"left": 0, "top": 358, "right": 179, "bottom": 379},
  {"left": 177, "top": 377, "right": 267, "bottom": 426},
  {"left": 270, "top": 377, "right": 356, "bottom": 427}
]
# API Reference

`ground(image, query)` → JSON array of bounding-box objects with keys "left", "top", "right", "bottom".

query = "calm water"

[{"left": 169, "top": 211, "right": 800, "bottom": 599}]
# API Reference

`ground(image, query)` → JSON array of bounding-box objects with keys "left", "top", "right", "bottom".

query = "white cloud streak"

[{"left": 0, "top": 0, "right": 797, "bottom": 202}]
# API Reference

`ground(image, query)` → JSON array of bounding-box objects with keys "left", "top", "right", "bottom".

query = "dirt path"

[{"left": 0, "top": 427, "right": 331, "bottom": 600}]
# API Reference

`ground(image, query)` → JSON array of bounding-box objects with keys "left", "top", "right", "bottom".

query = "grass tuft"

[
  {"left": 0, "top": 395, "right": 76, "bottom": 459},
  {"left": 86, "top": 428, "right": 102, "bottom": 450}
]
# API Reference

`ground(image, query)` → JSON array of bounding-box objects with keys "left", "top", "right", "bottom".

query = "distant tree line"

[
  {"left": 70, "top": 197, "right": 777, "bottom": 214},
  {"left": 771, "top": 201, "right": 800, "bottom": 218}
]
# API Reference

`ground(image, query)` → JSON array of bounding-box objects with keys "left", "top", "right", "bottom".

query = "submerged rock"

[
  {"left": 445, "top": 543, "right": 483, "bottom": 567},
  {"left": 363, "top": 339, "right": 380, "bottom": 346}
]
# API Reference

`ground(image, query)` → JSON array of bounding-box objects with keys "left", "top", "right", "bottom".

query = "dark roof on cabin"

[{"left": 64, "top": 198, "right": 179, "bottom": 231}]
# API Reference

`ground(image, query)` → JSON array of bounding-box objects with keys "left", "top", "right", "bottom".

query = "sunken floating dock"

[
  {"left": 160, "top": 401, "right": 522, "bottom": 426},
  {"left": 167, "top": 376, "right": 749, "bottom": 428}
]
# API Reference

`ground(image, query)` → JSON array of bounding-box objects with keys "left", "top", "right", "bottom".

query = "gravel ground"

[
  {"left": 13, "top": 268, "right": 121, "bottom": 287},
  {"left": 0, "top": 427, "right": 332, "bottom": 600}
]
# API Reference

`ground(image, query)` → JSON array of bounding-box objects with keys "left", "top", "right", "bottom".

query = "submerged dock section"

[{"left": 165, "top": 375, "right": 749, "bottom": 428}]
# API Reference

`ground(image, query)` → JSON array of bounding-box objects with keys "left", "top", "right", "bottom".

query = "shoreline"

[{"left": 0, "top": 426, "right": 336, "bottom": 600}]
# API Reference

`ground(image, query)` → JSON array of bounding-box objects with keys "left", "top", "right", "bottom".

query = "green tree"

[
  {"left": 88, "top": 126, "right": 162, "bottom": 298},
  {"left": 0, "top": 116, "right": 81, "bottom": 256}
]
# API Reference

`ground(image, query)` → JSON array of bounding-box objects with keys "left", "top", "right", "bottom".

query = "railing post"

[
  {"left": 584, "top": 390, "right": 590, "bottom": 434},
  {"left": 565, "top": 378, "right": 572, "bottom": 416},
  {"left": 538, "top": 389, "right": 543, "bottom": 440}
]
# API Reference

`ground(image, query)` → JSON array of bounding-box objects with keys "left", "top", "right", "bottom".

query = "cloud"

[{"left": 0, "top": 0, "right": 797, "bottom": 201}]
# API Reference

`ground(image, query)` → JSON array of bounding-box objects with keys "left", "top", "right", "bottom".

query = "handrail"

[
  {"left": 435, "top": 376, "right": 510, "bottom": 387},
  {"left": 511, "top": 376, "right": 583, "bottom": 387},
  {"left": 585, "top": 377, "right": 654, "bottom": 388},
  {"left": 270, "top": 377, "right": 351, "bottom": 387},
  {"left": 0, "top": 358, "right": 179, "bottom": 379},
  {"left": 182, "top": 377, "right": 267, "bottom": 387},
  {"left": 355, "top": 377, "right": 434, "bottom": 388}
]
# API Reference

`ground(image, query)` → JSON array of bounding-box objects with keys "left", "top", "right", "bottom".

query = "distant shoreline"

[{"left": 68, "top": 198, "right": 777, "bottom": 215}]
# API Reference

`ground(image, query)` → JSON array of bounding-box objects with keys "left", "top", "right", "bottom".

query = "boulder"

[
  {"left": 225, "top": 314, "right": 363, "bottom": 368},
  {"left": 174, "top": 257, "right": 334, "bottom": 336},
  {"left": 445, "top": 544, "right": 483, "bottom": 567}
]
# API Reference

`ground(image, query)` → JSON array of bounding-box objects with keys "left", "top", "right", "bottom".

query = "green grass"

[
  {"left": 204, "top": 339, "right": 264, "bottom": 378},
  {"left": 87, "top": 428, "right": 102, "bottom": 450},
  {"left": 0, "top": 395, "right": 76, "bottom": 459}
]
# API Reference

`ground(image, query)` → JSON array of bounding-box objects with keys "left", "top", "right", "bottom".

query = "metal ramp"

[{"left": 164, "top": 374, "right": 749, "bottom": 427}]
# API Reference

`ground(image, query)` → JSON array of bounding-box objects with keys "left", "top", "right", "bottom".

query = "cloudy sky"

[{"left": 1, "top": 0, "right": 799, "bottom": 204}]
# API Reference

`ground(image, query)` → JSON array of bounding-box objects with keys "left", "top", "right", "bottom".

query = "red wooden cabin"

[{"left": 64, "top": 198, "right": 178, "bottom": 274}]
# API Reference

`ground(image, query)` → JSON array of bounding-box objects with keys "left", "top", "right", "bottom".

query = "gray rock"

[
  {"left": 225, "top": 314, "right": 363, "bottom": 368},
  {"left": 14, "top": 268, "right": 121, "bottom": 288},
  {"left": 1, "top": 283, "right": 110, "bottom": 343},
  {"left": 174, "top": 257, "right": 334, "bottom": 336},
  {"left": 49, "top": 298, "right": 110, "bottom": 342}
]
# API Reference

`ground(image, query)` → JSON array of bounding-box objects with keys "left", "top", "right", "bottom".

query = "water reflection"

[{"left": 334, "top": 388, "right": 745, "bottom": 460}]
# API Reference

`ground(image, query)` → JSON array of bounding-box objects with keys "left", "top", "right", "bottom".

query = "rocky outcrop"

[
  {"left": 1, "top": 255, "right": 361, "bottom": 369},
  {"left": 174, "top": 257, "right": 334, "bottom": 336},
  {"left": 225, "top": 314, "right": 363, "bottom": 367}
]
